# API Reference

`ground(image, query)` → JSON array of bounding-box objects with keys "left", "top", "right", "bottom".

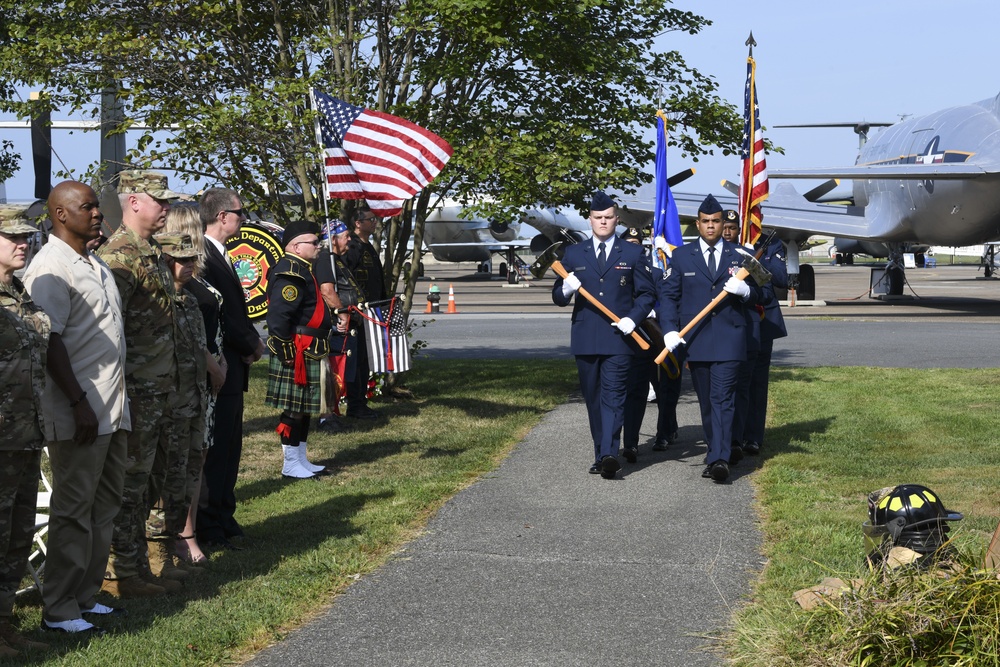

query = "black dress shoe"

[
  {"left": 622, "top": 447, "right": 637, "bottom": 463},
  {"left": 710, "top": 460, "right": 730, "bottom": 482},
  {"left": 702, "top": 465, "right": 713, "bottom": 478},
  {"left": 729, "top": 444, "right": 744, "bottom": 466},
  {"left": 318, "top": 417, "right": 348, "bottom": 433},
  {"left": 743, "top": 441, "right": 761, "bottom": 456},
  {"left": 600, "top": 455, "right": 620, "bottom": 479},
  {"left": 347, "top": 406, "right": 380, "bottom": 420},
  {"left": 589, "top": 463, "right": 601, "bottom": 474},
  {"left": 651, "top": 438, "right": 669, "bottom": 452}
]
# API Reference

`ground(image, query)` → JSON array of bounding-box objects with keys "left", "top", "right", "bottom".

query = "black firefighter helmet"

[{"left": 865, "top": 484, "right": 963, "bottom": 560}]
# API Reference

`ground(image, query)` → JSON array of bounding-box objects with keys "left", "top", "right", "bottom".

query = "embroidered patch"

[{"left": 281, "top": 285, "right": 298, "bottom": 302}]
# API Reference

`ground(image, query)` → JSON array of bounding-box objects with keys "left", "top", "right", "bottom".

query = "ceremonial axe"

[
  {"left": 653, "top": 248, "right": 772, "bottom": 366},
  {"left": 531, "top": 242, "right": 651, "bottom": 351}
]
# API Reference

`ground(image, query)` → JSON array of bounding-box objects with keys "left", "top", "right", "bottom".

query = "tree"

[{"left": 0, "top": 0, "right": 741, "bottom": 312}]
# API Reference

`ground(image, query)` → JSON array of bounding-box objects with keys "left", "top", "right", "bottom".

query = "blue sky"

[
  {"left": 3, "top": 0, "right": 999, "bottom": 202},
  {"left": 664, "top": 0, "right": 1000, "bottom": 197}
]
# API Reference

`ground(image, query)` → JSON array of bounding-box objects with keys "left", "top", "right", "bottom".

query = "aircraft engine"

[
  {"left": 530, "top": 234, "right": 554, "bottom": 254},
  {"left": 489, "top": 219, "right": 519, "bottom": 243}
]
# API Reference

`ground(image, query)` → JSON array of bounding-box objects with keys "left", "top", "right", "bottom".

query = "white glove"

[
  {"left": 653, "top": 236, "right": 671, "bottom": 257},
  {"left": 724, "top": 276, "right": 751, "bottom": 299},
  {"left": 663, "top": 331, "right": 685, "bottom": 352},
  {"left": 613, "top": 317, "right": 636, "bottom": 335},
  {"left": 561, "top": 272, "right": 582, "bottom": 297}
]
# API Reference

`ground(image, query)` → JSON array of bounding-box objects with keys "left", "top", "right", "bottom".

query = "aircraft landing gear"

[
  {"left": 797, "top": 264, "right": 816, "bottom": 300},
  {"left": 886, "top": 246, "right": 905, "bottom": 296}
]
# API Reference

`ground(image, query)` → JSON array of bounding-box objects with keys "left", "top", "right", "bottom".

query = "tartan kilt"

[{"left": 265, "top": 354, "right": 324, "bottom": 414}]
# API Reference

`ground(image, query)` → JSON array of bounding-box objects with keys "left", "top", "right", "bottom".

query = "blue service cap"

[
  {"left": 698, "top": 194, "right": 723, "bottom": 215},
  {"left": 590, "top": 191, "right": 616, "bottom": 211}
]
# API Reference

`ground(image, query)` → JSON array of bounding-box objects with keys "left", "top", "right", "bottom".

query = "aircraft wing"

[
  {"left": 771, "top": 163, "right": 989, "bottom": 180},
  {"left": 671, "top": 183, "right": 869, "bottom": 242},
  {"left": 424, "top": 240, "right": 532, "bottom": 250}
]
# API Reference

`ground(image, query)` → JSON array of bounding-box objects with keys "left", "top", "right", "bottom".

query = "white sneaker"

[
  {"left": 281, "top": 445, "right": 315, "bottom": 478},
  {"left": 42, "top": 618, "right": 101, "bottom": 634},
  {"left": 81, "top": 603, "right": 123, "bottom": 616},
  {"left": 298, "top": 441, "right": 326, "bottom": 474}
]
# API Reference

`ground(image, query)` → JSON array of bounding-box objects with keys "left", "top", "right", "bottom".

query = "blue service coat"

[
  {"left": 656, "top": 239, "right": 761, "bottom": 362},
  {"left": 756, "top": 236, "right": 788, "bottom": 342},
  {"left": 552, "top": 239, "right": 656, "bottom": 355}
]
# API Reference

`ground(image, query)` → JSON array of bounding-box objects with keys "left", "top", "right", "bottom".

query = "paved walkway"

[{"left": 248, "top": 380, "right": 760, "bottom": 666}]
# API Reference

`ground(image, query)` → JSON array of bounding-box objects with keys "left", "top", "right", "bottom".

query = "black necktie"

[
  {"left": 598, "top": 242, "right": 607, "bottom": 270},
  {"left": 707, "top": 246, "right": 716, "bottom": 275}
]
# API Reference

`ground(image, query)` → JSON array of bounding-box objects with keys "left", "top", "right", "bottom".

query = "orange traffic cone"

[{"left": 446, "top": 284, "right": 458, "bottom": 313}]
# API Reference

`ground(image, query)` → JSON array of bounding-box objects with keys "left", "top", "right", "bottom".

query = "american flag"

[
  {"left": 314, "top": 90, "right": 453, "bottom": 217},
  {"left": 738, "top": 56, "right": 769, "bottom": 246},
  {"left": 361, "top": 298, "right": 411, "bottom": 374}
]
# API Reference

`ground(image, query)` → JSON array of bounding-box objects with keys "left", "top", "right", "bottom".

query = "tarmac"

[{"left": 247, "top": 260, "right": 1000, "bottom": 666}]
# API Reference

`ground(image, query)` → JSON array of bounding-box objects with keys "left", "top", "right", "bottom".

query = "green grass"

[
  {"left": 729, "top": 367, "right": 1000, "bottom": 667},
  {"left": 10, "top": 359, "right": 576, "bottom": 666},
  {"left": 14, "top": 363, "right": 1000, "bottom": 665}
]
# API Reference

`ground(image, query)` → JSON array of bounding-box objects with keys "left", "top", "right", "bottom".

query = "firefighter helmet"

[{"left": 869, "top": 484, "right": 962, "bottom": 557}]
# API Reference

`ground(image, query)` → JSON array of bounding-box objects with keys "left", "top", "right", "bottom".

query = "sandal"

[{"left": 175, "top": 534, "right": 209, "bottom": 565}]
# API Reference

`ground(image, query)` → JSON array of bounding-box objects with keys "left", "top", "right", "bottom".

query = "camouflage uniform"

[
  {"left": 97, "top": 177, "right": 180, "bottom": 580},
  {"left": 147, "top": 235, "right": 208, "bottom": 541},
  {"left": 0, "top": 207, "right": 49, "bottom": 617}
]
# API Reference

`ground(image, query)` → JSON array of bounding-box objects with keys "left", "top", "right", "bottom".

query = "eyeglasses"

[
  {"left": 359, "top": 216, "right": 379, "bottom": 223},
  {"left": 169, "top": 256, "right": 198, "bottom": 265},
  {"left": 224, "top": 208, "right": 246, "bottom": 219},
  {"left": 295, "top": 239, "right": 321, "bottom": 247}
]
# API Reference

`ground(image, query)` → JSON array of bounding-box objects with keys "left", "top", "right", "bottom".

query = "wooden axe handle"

[
  {"left": 653, "top": 267, "right": 750, "bottom": 365},
  {"left": 553, "top": 260, "right": 649, "bottom": 351}
]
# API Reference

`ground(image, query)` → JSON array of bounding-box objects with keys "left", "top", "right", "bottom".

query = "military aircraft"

[
  {"left": 667, "top": 92, "right": 1000, "bottom": 297},
  {"left": 423, "top": 170, "right": 697, "bottom": 283}
]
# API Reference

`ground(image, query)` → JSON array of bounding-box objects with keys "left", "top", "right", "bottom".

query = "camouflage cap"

[
  {"left": 117, "top": 170, "right": 192, "bottom": 200},
  {"left": 0, "top": 204, "right": 39, "bottom": 235},
  {"left": 154, "top": 232, "right": 199, "bottom": 258}
]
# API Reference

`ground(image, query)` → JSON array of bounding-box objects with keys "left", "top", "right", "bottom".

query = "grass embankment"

[
  {"left": 731, "top": 367, "right": 1000, "bottom": 667},
  {"left": 12, "top": 359, "right": 576, "bottom": 666}
]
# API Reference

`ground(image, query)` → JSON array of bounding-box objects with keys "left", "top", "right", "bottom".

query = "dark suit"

[
  {"left": 744, "top": 237, "right": 788, "bottom": 447},
  {"left": 657, "top": 239, "right": 760, "bottom": 466},
  {"left": 198, "top": 239, "right": 261, "bottom": 542},
  {"left": 553, "top": 238, "right": 655, "bottom": 465}
]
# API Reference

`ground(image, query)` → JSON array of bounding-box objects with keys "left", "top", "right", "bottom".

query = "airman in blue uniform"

[
  {"left": 552, "top": 193, "right": 656, "bottom": 479},
  {"left": 657, "top": 195, "right": 761, "bottom": 482}
]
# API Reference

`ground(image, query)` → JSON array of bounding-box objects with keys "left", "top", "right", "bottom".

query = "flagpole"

[
  {"left": 654, "top": 109, "right": 670, "bottom": 270},
  {"left": 740, "top": 33, "right": 756, "bottom": 246},
  {"left": 310, "top": 87, "right": 338, "bottom": 284}
]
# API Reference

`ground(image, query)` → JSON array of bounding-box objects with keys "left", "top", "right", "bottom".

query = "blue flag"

[{"left": 652, "top": 113, "right": 683, "bottom": 271}]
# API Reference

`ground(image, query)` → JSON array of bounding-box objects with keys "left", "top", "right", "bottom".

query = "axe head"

[
  {"left": 530, "top": 241, "right": 567, "bottom": 279},
  {"left": 739, "top": 251, "right": 772, "bottom": 286}
]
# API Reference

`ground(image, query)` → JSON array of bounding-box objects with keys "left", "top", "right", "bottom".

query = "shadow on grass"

[
  {"left": 31, "top": 490, "right": 394, "bottom": 654},
  {"left": 763, "top": 417, "right": 836, "bottom": 455}
]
